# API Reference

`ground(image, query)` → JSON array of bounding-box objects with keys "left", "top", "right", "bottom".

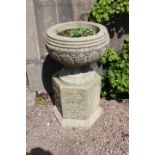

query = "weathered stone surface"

[
  {"left": 43, "top": 4, "right": 58, "bottom": 30},
  {"left": 53, "top": 105, "right": 102, "bottom": 128},
  {"left": 33, "top": 0, "right": 57, "bottom": 33},
  {"left": 26, "top": 88, "right": 36, "bottom": 106},
  {"left": 27, "top": 62, "right": 45, "bottom": 91},
  {"left": 33, "top": 0, "right": 45, "bottom": 32},
  {"left": 38, "top": 0, "right": 56, "bottom": 6},
  {"left": 73, "top": 0, "right": 96, "bottom": 21},
  {"left": 37, "top": 32, "right": 47, "bottom": 58},
  {"left": 33, "top": 0, "right": 57, "bottom": 58},
  {"left": 59, "top": 67, "right": 95, "bottom": 85},
  {"left": 45, "top": 21, "right": 110, "bottom": 67},
  {"left": 52, "top": 69, "right": 102, "bottom": 127},
  {"left": 26, "top": 0, "right": 40, "bottom": 60},
  {"left": 57, "top": 0, "right": 74, "bottom": 23}
]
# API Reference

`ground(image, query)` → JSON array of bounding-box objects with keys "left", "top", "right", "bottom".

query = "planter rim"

[{"left": 46, "top": 21, "right": 108, "bottom": 42}]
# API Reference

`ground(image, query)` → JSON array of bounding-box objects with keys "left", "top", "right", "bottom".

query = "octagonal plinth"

[{"left": 52, "top": 67, "right": 102, "bottom": 128}]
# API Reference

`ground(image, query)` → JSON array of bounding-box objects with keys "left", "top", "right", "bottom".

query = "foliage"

[
  {"left": 57, "top": 28, "right": 96, "bottom": 37},
  {"left": 69, "top": 28, "right": 96, "bottom": 37},
  {"left": 89, "top": 0, "right": 129, "bottom": 23},
  {"left": 100, "top": 38, "right": 129, "bottom": 99}
]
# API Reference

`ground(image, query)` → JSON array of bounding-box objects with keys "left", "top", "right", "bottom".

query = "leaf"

[{"left": 103, "top": 12, "right": 109, "bottom": 21}]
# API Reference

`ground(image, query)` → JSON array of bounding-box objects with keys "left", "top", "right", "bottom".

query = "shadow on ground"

[
  {"left": 26, "top": 147, "right": 53, "bottom": 155},
  {"left": 42, "top": 54, "right": 62, "bottom": 103}
]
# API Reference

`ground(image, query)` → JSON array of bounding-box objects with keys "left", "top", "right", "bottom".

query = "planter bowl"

[{"left": 45, "top": 21, "right": 110, "bottom": 67}]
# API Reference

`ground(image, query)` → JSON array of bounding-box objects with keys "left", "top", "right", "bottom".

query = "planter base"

[
  {"left": 53, "top": 105, "right": 102, "bottom": 128},
  {"left": 52, "top": 67, "right": 102, "bottom": 128}
]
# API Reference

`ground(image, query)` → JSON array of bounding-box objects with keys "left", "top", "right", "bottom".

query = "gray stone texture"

[
  {"left": 37, "top": 32, "right": 47, "bottom": 58},
  {"left": 33, "top": 0, "right": 45, "bottom": 32},
  {"left": 52, "top": 69, "right": 102, "bottom": 128},
  {"left": 45, "top": 21, "right": 110, "bottom": 66},
  {"left": 33, "top": 0, "right": 57, "bottom": 58},
  {"left": 43, "top": 4, "right": 57, "bottom": 30},
  {"left": 27, "top": 62, "right": 45, "bottom": 91},
  {"left": 73, "top": 0, "right": 96, "bottom": 21},
  {"left": 53, "top": 71, "right": 101, "bottom": 120},
  {"left": 57, "top": 0, "right": 74, "bottom": 22},
  {"left": 26, "top": 88, "right": 36, "bottom": 106},
  {"left": 26, "top": 0, "right": 40, "bottom": 61}
]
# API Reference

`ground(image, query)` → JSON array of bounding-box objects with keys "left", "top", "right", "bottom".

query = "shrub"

[
  {"left": 100, "top": 38, "right": 129, "bottom": 99},
  {"left": 89, "top": 0, "right": 129, "bottom": 23}
]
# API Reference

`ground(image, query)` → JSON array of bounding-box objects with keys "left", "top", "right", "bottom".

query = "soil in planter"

[{"left": 57, "top": 28, "right": 97, "bottom": 37}]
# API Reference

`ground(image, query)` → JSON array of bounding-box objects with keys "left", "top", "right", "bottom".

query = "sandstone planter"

[{"left": 45, "top": 21, "right": 110, "bottom": 128}]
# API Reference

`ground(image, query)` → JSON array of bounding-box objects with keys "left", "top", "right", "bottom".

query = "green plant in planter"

[
  {"left": 57, "top": 28, "right": 96, "bottom": 37},
  {"left": 100, "top": 38, "right": 129, "bottom": 99},
  {"left": 69, "top": 28, "right": 96, "bottom": 37},
  {"left": 89, "top": 0, "right": 129, "bottom": 22}
]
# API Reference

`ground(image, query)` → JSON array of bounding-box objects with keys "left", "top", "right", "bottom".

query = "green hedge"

[
  {"left": 89, "top": 0, "right": 129, "bottom": 23},
  {"left": 100, "top": 38, "right": 129, "bottom": 99}
]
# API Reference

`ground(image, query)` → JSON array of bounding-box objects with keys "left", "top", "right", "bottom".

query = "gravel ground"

[{"left": 26, "top": 98, "right": 129, "bottom": 155}]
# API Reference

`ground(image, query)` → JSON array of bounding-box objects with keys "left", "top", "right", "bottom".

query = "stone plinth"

[{"left": 52, "top": 67, "right": 102, "bottom": 128}]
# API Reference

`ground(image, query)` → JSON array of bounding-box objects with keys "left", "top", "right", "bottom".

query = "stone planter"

[{"left": 45, "top": 21, "right": 110, "bottom": 128}]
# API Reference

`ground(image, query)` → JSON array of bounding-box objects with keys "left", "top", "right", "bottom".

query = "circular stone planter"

[
  {"left": 45, "top": 21, "right": 110, "bottom": 67},
  {"left": 45, "top": 21, "right": 110, "bottom": 128}
]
